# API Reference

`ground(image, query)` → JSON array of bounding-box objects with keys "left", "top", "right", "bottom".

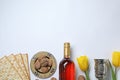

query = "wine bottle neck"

[{"left": 64, "top": 42, "right": 70, "bottom": 58}]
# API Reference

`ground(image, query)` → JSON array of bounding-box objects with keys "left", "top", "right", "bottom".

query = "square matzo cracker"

[
  {"left": 7, "top": 54, "right": 28, "bottom": 80},
  {"left": 0, "top": 56, "right": 22, "bottom": 80},
  {"left": 22, "top": 54, "right": 30, "bottom": 80},
  {"left": 15, "top": 54, "right": 29, "bottom": 79}
]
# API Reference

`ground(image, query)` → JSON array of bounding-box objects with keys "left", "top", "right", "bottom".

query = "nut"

[
  {"left": 48, "top": 59, "right": 53, "bottom": 66},
  {"left": 50, "top": 77, "right": 57, "bottom": 80},
  {"left": 34, "top": 59, "right": 41, "bottom": 69},
  {"left": 39, "top": 67, "right": 49, "bottom": 73},
  {"left": 78, "top": 75, "right": 85, "bottom": 80}
]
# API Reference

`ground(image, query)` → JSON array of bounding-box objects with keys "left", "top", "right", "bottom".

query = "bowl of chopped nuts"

[{"left": 30, "top": 51, "right": 57, "bottom": 79}]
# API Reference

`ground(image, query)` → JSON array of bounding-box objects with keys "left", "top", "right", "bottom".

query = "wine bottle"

[{"left": 59, "top": 42, "right": 75, "bottom": 80}]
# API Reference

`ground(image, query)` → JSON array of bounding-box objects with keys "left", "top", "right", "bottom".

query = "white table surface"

[{"left": 0, "top": 0, "right": 120, "bottom": 80}]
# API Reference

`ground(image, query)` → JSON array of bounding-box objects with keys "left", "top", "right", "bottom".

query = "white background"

[{"left": 0, "top": 0, "right": 120, "bottom": 80}]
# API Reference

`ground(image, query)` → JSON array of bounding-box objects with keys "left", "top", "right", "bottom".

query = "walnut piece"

[
  {"left": 78, "top": 75, "right": 85, "bottom": 80},
  {"left": 39, "top": 67, "right": 49, "bottom": 73},
  {"left": 34, "top": 59, "right": 41, "bottom": 69},
  {"left": 50, "top": 77, "right": 57, "bottom": 80}
]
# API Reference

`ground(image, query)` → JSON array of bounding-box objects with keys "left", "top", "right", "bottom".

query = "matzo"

[
  {"left": 15, "top": 54, "right": 29, "bottom": 79},
  {"left": 0, "top": 56, "right": 22, "bottom": 80},
  {"left": 22, "top": 54, "right": 30, "bottom": 80},
  {"left": 0, "top": 57, "right": 9, "bottom": 80},
  {"left": 7, "top": 54, "right": 28, "bottom": 80}
]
